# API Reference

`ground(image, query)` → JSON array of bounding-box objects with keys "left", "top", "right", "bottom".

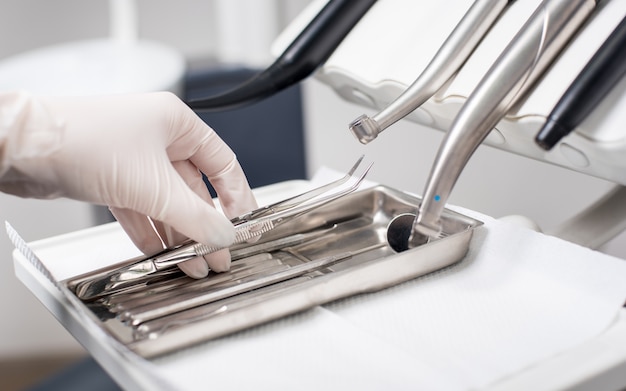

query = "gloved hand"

[{"left": 0, "top": 91, "right": 258, "bottom": 278}]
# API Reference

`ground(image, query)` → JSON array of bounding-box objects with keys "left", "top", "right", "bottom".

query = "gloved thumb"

[{"left": 120, "top": 158, "right": 236, "bottom": 253}]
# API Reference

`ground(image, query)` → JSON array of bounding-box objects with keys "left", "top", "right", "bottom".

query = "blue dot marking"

[{"left": 434, "top": 195, "right": 441, "bottom": 202}]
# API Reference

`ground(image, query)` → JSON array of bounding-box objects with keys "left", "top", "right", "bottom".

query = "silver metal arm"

[
  {"left": 413, "top": 0, "right": 597, "bottom": 239},
  {"left": 349, "top": 0, "right": 512, "bottom": 144}
]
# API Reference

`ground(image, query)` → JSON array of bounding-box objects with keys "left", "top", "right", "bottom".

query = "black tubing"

[{"left": 187, "top": 0, "right": 377, "bottom": 111}]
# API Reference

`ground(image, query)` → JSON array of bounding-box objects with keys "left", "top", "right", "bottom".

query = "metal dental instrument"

[
  {"left": 74, "top": 156, "right": 373, "bottom": 300},
  {"left": 121, "top": 244, "right": 386, "bottom": 326},
  {"left": 409, "top": 0, "right": 598, "bottom": 243},
  {"left": 349, "top": 0, "right": 514, "bottom": 144}
]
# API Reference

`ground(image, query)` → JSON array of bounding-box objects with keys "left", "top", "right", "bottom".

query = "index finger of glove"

[{"left": 165, "top": 108, "right": 258, "bottom": 219}]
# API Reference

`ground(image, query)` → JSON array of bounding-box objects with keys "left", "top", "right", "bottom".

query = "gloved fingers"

[
  {"left": 150, "top": 162, "right": 233, "bottom": 276},
  {"left": 152, "top": 220, "right": 186, "bottom": 249},
  {"left": 109, "top": 206, "right": 165, "bottom": 256},
  {"left": 177, "top": 249, "right": 232, "bottom": 278},
  {"left": 2, "top": 92, "right": 249, "bottom": 279},
  {"left": 150, "top": 220, "right": 214, "bottom": 278},
  {"left": 161, "top": 106, "right": 258, "bottom": 220},
  {"left": 150, "top": 221, "right": 233, "bottom": 276},
  {"left": 177, "top": 256, "right": 209, "bottom": 279},
  {"left": 193, "top": 156, "right": 262, "bottom": 245},
  {"left": 157, "top": 160, "right": 220, "bottom": 247},
  {"left": 113, "top": 149, "right": 237, "bottom": 277},
  {"left": 113, "top": 203, "right": 234, "bottom": 278},
  {"left": 200, "top": 155, "right": 258, "bottom": 220},
  {"left": 134, "top": 158, "right": 239, "bottom": 273},
  {"left": 166, "top": 160, "right": 235, "bottom": 273},
  {"left": 200, "top": 249, "right": 232, "bottom": 273},
  {"left": 123, "top": 150, "right": 232, "bottom": 245},
  {"left": 171, "top": 159, "right": 216, "bottom": 210}
]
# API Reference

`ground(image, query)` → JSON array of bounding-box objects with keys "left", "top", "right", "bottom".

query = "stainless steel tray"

[{"left": 63, "top": 185, "right": 482, "bottom": 358}]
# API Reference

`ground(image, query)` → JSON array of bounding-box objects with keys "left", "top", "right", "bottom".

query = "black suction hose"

[{"left": 187, "top": 0, "right": 378, "bottom": 111}]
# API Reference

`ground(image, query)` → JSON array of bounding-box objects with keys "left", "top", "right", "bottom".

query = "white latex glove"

[{"left": 0, "top": 91, "right": 258, "bottom": 278}]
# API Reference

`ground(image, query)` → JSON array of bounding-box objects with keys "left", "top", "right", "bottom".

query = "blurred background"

[{"left": 0, "top": 0, "right": 623, "bottom": 389}]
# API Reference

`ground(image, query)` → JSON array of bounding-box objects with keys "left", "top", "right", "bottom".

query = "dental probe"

[
  {"left": 349, "top": 0, "right": 514, "bottom": 144},
  {"left": 411, "top": 0, "right": 598, "bottom": 242}
]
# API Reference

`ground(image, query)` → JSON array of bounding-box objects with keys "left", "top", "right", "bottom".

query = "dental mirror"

[{"left": 386, "top": 213, "right": 429, "bottom": 253}]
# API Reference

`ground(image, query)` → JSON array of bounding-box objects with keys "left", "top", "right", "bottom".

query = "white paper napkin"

[
  {"left": 25, "top": 168, "right": 626, "bottom": 390},
  {"left": 152, "top": 169, "right": 626, "bottom": 390}
]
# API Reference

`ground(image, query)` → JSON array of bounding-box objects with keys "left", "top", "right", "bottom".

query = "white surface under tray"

[{"left": 12, "top": 178, "right": 626, "bottom": 391}]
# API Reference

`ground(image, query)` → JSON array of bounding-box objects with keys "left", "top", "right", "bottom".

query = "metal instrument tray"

[{"left": 63, "top": 185, "right": 482, "bottom": 358}]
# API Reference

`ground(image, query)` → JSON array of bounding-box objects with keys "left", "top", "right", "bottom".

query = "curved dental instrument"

[
  {"left": 187, "top": 0, "right": 377, "bottom": 111},
  {"left": 74, "top": 156, "right": 373, "bottom": 300},
  {"left": 411, "top": 0, "right": 598, "bottom": 242},
  {"left": 349, "top": 0, "right": 515, "bottom": 144}
]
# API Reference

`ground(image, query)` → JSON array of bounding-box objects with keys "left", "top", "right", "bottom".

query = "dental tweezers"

[{"left": 74, "top": 157, "right": 373, "bottom": 300}]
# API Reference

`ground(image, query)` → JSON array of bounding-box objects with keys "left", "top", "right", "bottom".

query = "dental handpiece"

[
  {"left": 412, "top": 0, "right": 598, "bottom": 241},
  {"left": 349, "top": 0, "right": 514, "bottom": 144}
]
